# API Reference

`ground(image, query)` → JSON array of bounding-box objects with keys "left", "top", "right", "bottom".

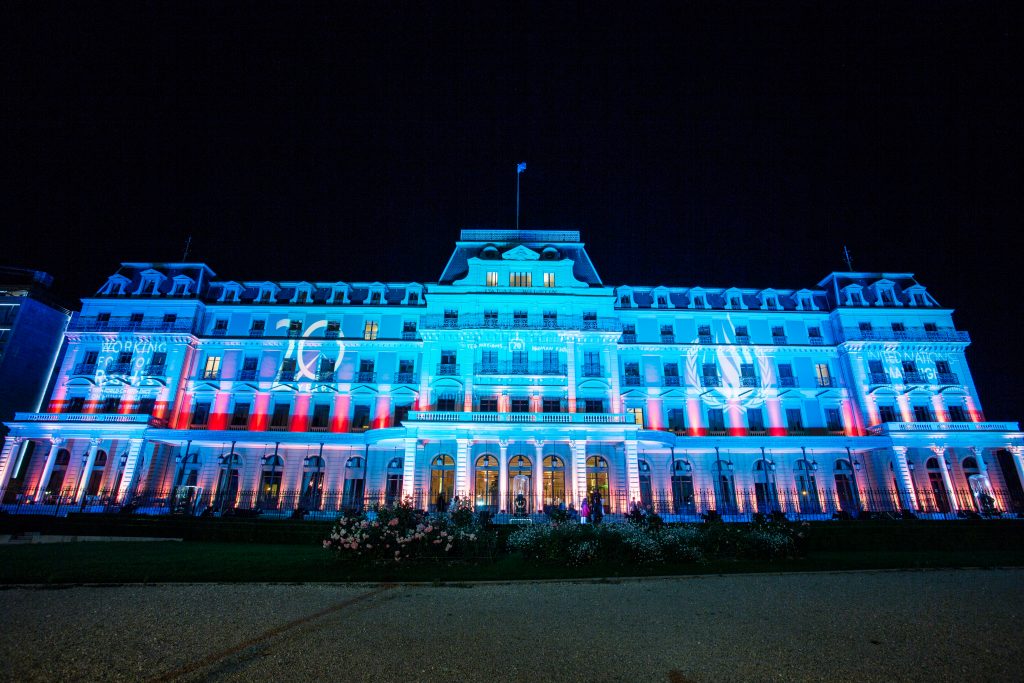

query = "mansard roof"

[{"left": 438, "top": 228, "right": 603, "bottom": 286}]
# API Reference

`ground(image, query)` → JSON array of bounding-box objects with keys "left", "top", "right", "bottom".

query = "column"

[
  {"left": 571, "top": 439, "right": 587, "bottom": 506},
  {"left": 624, "top": 439, "right": 641, "bottom": 512},
  {"left": 402, "top": 437, "right": 418, "bottom": 499},
  {"left": 76, "top": 438, "right": 101, "bottom": 503},
  {"left": 35, "top": 438, "right": 64, "bottom": 502},
  {"left": 566, "top": 340, "right": 578, "bottom": 413},
  {"left": 116, "top": 438, "right": 145, "bottom": 503},
  {"left": 0, "top": 437, "right": 24, "bottom": 491},
  {"left": 455, "top": 438, "right": 470, "bottom": 498},
  {"left": 1008, "top": 447, "right": 1024, "bottom": 500},
  {"left": 533, "top": 440, "right": 544, "bottom": 510},
  {"left": 931, "top": 446, "right": 959, "bottom": 512},
  {"left": 605, "top": 346, "right": 621, "bottom": 414},
  {"left": 497, "top": 439, "right": 509, "bottom": 512},
  {"left": 890, "top": 446, "right": 917, "bottom": 511}
]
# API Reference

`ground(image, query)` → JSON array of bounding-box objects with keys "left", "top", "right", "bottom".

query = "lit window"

[
  {"left": 203, "top": 355, "right": 221, "bottom": 379},
  {"left": 543, "top": 272, "right": 555, "bottom": 287},
  {"left": 627, "top": 407, "right": 645, "bottom": 426},
  {"left": 510, "top": 272, "right": 532, "bottom": 287},
  {"left": 815, "top": 363, "right": 831, "bottom": 386},
  {"left": 363, "top": 320, "right": 379, "bottom": 340},
  {"left": 486, "top": 272, "right": 498, "bottom": 287}
]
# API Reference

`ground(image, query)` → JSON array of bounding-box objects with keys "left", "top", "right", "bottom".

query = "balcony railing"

[
  {"left": 287, "top": 329, "right": 302, "bottom": 338},
  {"left": 315, "top": 370, "right": 336, "bottom": 382},
  {"left": 698, "top": 334, "right": 713, "bottom": 344},
  {"left": 324, "top": 329, "right": 339, "bottom": 339},
  {"left": 238, "top": 369, "right": 258, "bottom": 381},
  {"left": 407, "top": 411, "right": 630, "bottom": 424},
  {"left": 937, "top": 372, "right": 959, "bottom": 385},
  {"left": 663, "top": 375, "right": 680, "bottom": 386},
  {"left": 68, "top": 317, "right": 197, "bottom": 333},
  {"left": 817, "top": 377, "right": 837, "bottom": 388},
  {"left": 437, "top": 363, "right": 460, "bottom": 376},
  {"left": 356, "top": 371, "right": 376, "bottom": 383},
  {"left": 106, "top": 362, "right": 132, "bottom": 375},
  {"left": 772, "top": 335, "right": 788, "bottom": 345},
  {"left": 401, "top": 331, "right": 420, "bottom": 340},
  {"left": 473, "top": 362, "right": 567, "bottom": 376},
  {"left": 809, "top": 336, "right": 824, "bottom": 345},
  {"left": 212, "top": 328, "right": 227, "bottom": 336},
  {"left": 735, "top": 335, "right": 750, "bottom": 345},
  {"left": 278, "top": 370, "right": 296, "bottom": 381},
  {"left": 868, "top": 421, "right": 1019, "bottom": 434},
  {"left": 72, "top": 363, "right": 97, "bottom": 375},
  {"left": 249, "top": 329, "right": 265, "bottom": 337},
  {"left": 14, "top": 412, "right": 154, "bottom": 424},
  {"left": 739, "top": 376, "right": 759, "bottom": 388},
  {"left": 198, "top": 370, "right": 220, "bottom": 381},
  {"left": 394, "top": 372, "right": 416, "bottom": 384},
  {"left": 144, "top": 364, "right": 166, "bottom": 376},
  {"left": 620, "top": 333, "right": 636, "bottom": 343},
  {"left": 868, "top": 372, "right": 890, "bottom": 385},
  {"left": 779, "top": 377, "right": 798, "bottom": 388},
  {"left": 623, "top": 375, "right": 642, "bottom": 386},
  {"left": 581, "top": 364, "right": 604, "bottom": 377},
  {"left": 421, "top": 314, "right": 621, "bottom": 332},
  {"left": 701, "top": 375, "right": 722, "bottom": 387},
  {"left": 902, "top": 372, "right": 926, "bottom": 384},
  {"left": 660, "top": 334, "right": 676, "bottom": 344},
  {"left": 840, "top": 327, "right": 971, "bottom": 343}
]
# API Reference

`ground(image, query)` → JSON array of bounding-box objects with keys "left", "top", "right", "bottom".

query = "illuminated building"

[{"left": 2, "top": 230, "right": 1023, "bottom": 518}]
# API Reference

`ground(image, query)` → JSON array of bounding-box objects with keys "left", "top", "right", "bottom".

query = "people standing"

[{"left": 581, "top": 497, "right": 590, "bottom": 524}]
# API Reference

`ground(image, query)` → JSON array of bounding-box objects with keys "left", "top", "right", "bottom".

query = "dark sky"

[{"left": 2, "top": 1, "right": 1022, "bottom": 420}]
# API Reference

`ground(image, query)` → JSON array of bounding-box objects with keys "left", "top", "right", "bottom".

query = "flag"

[{"left": 517, "top": 162, "right": 527, "bottom": 173}]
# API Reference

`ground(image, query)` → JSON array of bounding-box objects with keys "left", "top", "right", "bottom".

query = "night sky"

[{"left": 3, "top": 2, "right": 1022, "bottom": 419}]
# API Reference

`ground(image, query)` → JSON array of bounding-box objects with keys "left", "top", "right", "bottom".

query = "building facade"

[
  {"left": 2, "top": 229, "right": 1023, "bottom": 519},
  {"left": 0, "top": 268, "right": 70, "bottom": 435}
]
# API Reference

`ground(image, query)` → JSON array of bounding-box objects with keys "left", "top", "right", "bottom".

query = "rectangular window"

[
  {"left": 162, "top": 313, "right": 177, "bottom": 324},
  {"left": 480, "top": 350, "right": 498, "bottom": 368},
  {"left": 815, "top": 363, "right": 832, "bottom": 386},
  {"left": 359, "top": 359, "right": 375, "bottom": 374},
  {"left": 192, "top": 402, "right": 210, "bottom": 426},
  {"left": 878, "top": 405, "right": 897, "bottom": 423},
  {"left": 479, "top": 397, "right": 498, "bottom": 412},
  {"left": 542, "top": 398, "right": 561, "bottom": 413},
  {"left": 902, "top": 360, "right": 917, "bottom": 373},
  {"left": 543, "top": 310, "right": 557, "bottom": 328},
  {"left": 363, "top": 320, "right": 378, "bottom": 340},
  {"left": 399, "top": 359, "right": 415, "bottom": 374},
  {"left": 913, "top": 405, "right": 933, "bottom": 422},
  {"left": 84, "top": 350, "right": 99, "bottom": 365},
  {"left": 101, "top": 397, "right": 120, "bottom": 413},
  {"left": 513, "top": 310, "right": 528, "bottom": 327},
  {"left": 663, "top": 362, "right": 679, "bottom": 377},
  {"left": 437, "top": 394, "right": 458, "bottom": 411},
  {"left": 351, "top": 405, "right": 370, "bottom": 430},
  {"left": 394, "top": 404, "right": 411, "bottom": 424},
  {"left": 772, "top": 326, "right": 787, "bottom": 343},
  {"left": 403, "top": 321, "right": 417, "bottom": 334},
  {"left": 668, "top": 408, "right": 686, "bottom": 432},
  {"left": 948, "top": 405, "right": 967, "bottom": 421},
  {"left": 924, "top": 322, "right": 938, "bottom": 332},
  {"left": 825, "top": 408, "right": 843, "bottom": 431},
  {"left": 250, "top": 319, "right": 266, "bottom": 335},
  {"left": 543, "top": 272, "right": 555, "bottom": 287},
  {"left": 441, "top": 350, "right": 456, "bottom": 365},
  {"left": 935, "top": 360, "right": 951, "bottom": 374},
  {"left": 510, "top": 272, "right": 533, "bottom": 287},
  {"left": 859, "top": 322, "right": 873, "bottom": 332},
  {"left": 117, "top": 351, "right": 133, "bottom": 364},
  {"left": 627, "top": 407, "right": 644, "bottom": 427},
  {"left": 624, "top": 362, "right": 640, "bottom": 376},
  {"left": 702, "top": 363, "right": 718, "bottom": 378},
  {"left": 203, "top": 355, "right": 221, "bottom": 380},
  {"left": 66, "top": 397, "right": 85, "bottom": 413},
  {"left": 231, "top": 403, "right": 251, "bottom": 427},
  {"left": 325, "top": 320, "right": 340, "bottom": 335},
  {"left": 740, "top": 363, "right": 755, "bottom": 378},
  {"left": 511, "top": 397, "right": 530, "bottom": 413},
  {"left": 288, "top": 320, "right": 303, "bottom": 335},
  {"left": 312, "top": 404, "right": 331, "bottom": 429},
  {"left": 214, "top": 319, "right": 228, "bottom": 332},
  {"left": 808, "top": 326, "right": 822, "bottom": 338},
  {"left": 868, "top": 360, "right": 884, "bottom": 374},
  {"left": 584, "top": 399, "right": 605, "bottom": 414},
  {"left": 891, "top": 322, "right": 906, "bottom": 332},
  {"left": 486, "top": 271, "right": 498, "bottom": 287},
  {"left": 747, "top": 408, "right": 765, "bottom": 432},
  {"left": 786, "top": 408, "right": 804, "bottom": 432},
  {"left": 270, "top": 403, "right": 290, "bottom": 429},
  {"left": 484, "top": 310, "right": 498, "bottom": 326},
  {"left": 707, "top": 409, "right": 725, "bottom": 431},
  {"left": 778, "top": 363, "right": 793, "bottom": 378}
]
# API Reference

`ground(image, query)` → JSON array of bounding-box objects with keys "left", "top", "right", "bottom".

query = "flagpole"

[{"left": 516, "top": 168, "right": 521, "bottom": 230}]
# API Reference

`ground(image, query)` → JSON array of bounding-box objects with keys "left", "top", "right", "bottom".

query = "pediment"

[{"left": 501, "top": 245, "right": 540, "bottom": 261}]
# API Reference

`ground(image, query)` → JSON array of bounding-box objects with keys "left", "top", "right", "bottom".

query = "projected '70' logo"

[{"left": 277, "top": 319, "right": 346, "bottom": 380}]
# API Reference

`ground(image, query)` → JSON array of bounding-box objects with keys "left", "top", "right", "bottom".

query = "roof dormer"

[
  {"left": 723, "top": 287, "right": 748, "bottom": 310},
  {"left": 793, "top": 288, "right": 819, "bottom": 311},
  {"left": 289, "top": 282, "right": 315, "bottom": 304},
  {"left": 366, "top": 282, "right": 388, "bottom": 305},
  {"left": 539, "top": 245, "right": 561, "bottom": 261},
  {"left": 840, "top": 283, "right": 867, "bottom": 307},
  {"left": 249, "top": 281, "right": 280, "bottom": 303},
  {"left": 757, "top": 288, "right": 782, "bottom": 311},
  {"left": 170, "top": 274, "right": 196, "bottom": 297},
  {"left": 687, "top": 287, "right": 710, "bottom": 310},
  {"left": 98, "top": 273, "right": 132, "bottom": 296},
  {"left": 650, "top": 286, "right": 674, "bottom": 309},
  {"left": 218, "top": 281, "right": 244, "bottom": 303},
  {"left": 327, "top": 282, "right": 351, "bottom": 304},
  {"left": 133, "top": 269, "right": 167, "bottom": 296},
  {"left": 480, "top": 244, "right": 501, "bottom": 260},
  {"left": 401, "top": 283, "right": 424, "bottom": 305},
  {"left": 903, "top": 284, "right": 936, "bottom": 307},
  {"left": 871, "top": 279, "right": 902, "bottom": 307},
  {"left": 616, "top": 286, "right": 637, "bottom": 308}
]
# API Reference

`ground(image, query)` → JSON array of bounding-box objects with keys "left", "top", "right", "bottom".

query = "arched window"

[
  {"left": 638, "top": 460, "right": 653, "bottom": 508},
  {"left": 508, "top": 455, "right": 533, "bottom": 514},
  {"left": 385, "top": 457, "right": 404, "bottom": 505},
  {"left": 216, "top": 453, "right": 243, "bottom": 510},
  {"left": 85, "top": 450, "right": 107, "bottom": 497},
  {"left": 753, "top": 459, "right": 778, "bottom": 513},
  {"left": 920, "top": 457, "right": 950, "bottom": 512},
  {"left": 794, "top": 459, "right": 821, "bottom": 514},
  {"left": 259, "top": 455, "right": 284, "bottom": 509},
  {"left": 301, "top": 455, "right": 326, "bottom": 510},
  {"left": 960, "top": 456, "right": 982, "bottom": 511},
  {"left": 181, "top": 453, "right": 201, "bottom": 488},
  {"left": 586, "top": 456, "right": 609, "bottom": 512},
  {"left": 542, "top": 455, "right": 565, "bottom": 507},
  {"left": 430, "top": 454, "right": 455, "bottom": 511},
  {"left": 671, "top": 460, "right": 694, "bottom": 513},
  {"left": 474, "top": 454, "right": 499, "bottom": 512},
  {"left": 343, "top": 457, "right": 366, "bottom": 510},
  {"left": 834, "top": 459, "right": 859, "bottom": 512},
  {"left": 45, "top": 448, "right": 72, "bottom": 498},
  {"left": 714, "top": 460, "right": 735, "bottom": 513}
]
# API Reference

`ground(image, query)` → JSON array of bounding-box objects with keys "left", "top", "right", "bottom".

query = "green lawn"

[{"left": 1, "top": 541, "right": 1023, "bottom": 584}]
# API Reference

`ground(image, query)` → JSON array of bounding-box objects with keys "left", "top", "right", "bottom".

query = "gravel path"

[{"left": 1, "top": 569, "right": 1021, "bottom": 682}]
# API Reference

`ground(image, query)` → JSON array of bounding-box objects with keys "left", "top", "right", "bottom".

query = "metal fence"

[{"left": 1, "top": 484, "right": 1021, "bottom": 523}]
